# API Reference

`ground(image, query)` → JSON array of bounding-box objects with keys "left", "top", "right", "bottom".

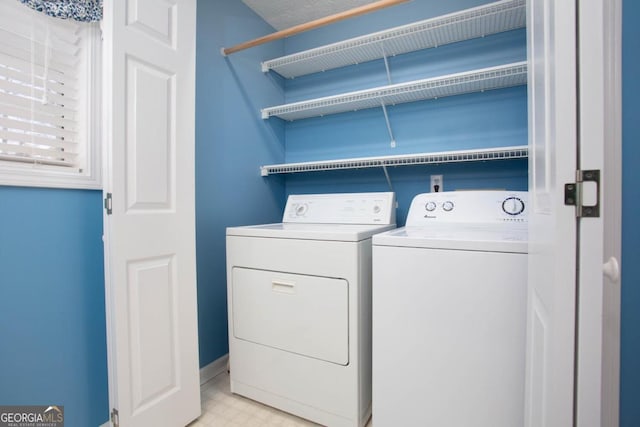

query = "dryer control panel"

[
  {"left": 284, "top": 192, "right": 396, "bottom": 225},
  {"left": 406, "top": 191, "right": 528, "bottom": 226}
]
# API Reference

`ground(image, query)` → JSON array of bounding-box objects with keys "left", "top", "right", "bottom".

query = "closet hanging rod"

[{"left": 220, "top": 0, "right": 411, "bottom": 56}]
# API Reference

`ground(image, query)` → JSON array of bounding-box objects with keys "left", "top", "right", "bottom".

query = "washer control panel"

[
  {"left": 284, "top": 192, "right": 396, "bottom": 225},
  {"left": 405, "top": 191, "right": 528, "bottom": 226}
]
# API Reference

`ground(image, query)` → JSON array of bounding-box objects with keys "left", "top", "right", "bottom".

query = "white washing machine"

[
  {"left": 226, "top": 192, "right": 396, "bottom": 427},
  {"left": 371, "top": 190, "right": 528, "bottom": 427}
]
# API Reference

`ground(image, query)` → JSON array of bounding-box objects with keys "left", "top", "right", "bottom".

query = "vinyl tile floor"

[{"left": 189, "top": 371, "right": 373, "bottom": 427}]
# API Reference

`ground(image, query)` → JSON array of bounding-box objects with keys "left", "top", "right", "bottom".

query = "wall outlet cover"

[{"left": 430, "top": 175, "right": 443, "bottom": 192}]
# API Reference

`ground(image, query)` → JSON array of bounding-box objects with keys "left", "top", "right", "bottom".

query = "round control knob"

[
  {"left": 373, "top": 205, "right": 381, "bottom": 214},
  {"left": 502, "top": 197, "right": 525, "bottom": 216},
  {"left": 442, "top": 201, "right": 454, "bottom": 212},
  {"left": 425, "top": 201, "right": 437, "bottom": 212},
  {"left": 295, "top": 203, "right": 308, "bottom": 216}
]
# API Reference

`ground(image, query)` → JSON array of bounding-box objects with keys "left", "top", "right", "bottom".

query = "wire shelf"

[
  {"left": 260, "top": 145, "right": 528, "bottom": 176},
  {"left": 261, "top": 61, "right": 527, "bottom": 121},
  {"left": 262, "top": 0, "right": 526, "bottom": 78}
]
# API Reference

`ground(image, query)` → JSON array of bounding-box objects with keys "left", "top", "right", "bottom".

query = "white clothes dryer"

[
  {"left": 226, "top": 192, "right": 396, "bottom": 427},
  {"left": 371, "top": 190, "right": 528, "bottom": 427}
]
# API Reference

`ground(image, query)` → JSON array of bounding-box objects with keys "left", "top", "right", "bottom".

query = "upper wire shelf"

[
  {"left": 261, "top": 61, "right": 527, "bottom": 121},
  {"left": 261, "top": 0, "right": 526, "bottom": 79}
]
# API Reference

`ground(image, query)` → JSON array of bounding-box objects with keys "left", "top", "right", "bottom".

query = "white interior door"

[
  {"left": 525, "top": 0, "right": 578, "bottom": 425},
  {"left": 102, "top": 0, "right": 200, "bottom": 426}
]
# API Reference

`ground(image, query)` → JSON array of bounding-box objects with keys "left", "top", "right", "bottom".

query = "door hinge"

[
  {"left": 104, "top": 193, "right": 113, "bottom": 215},
  {"left": 564, "top": 169, "right": 600, "bottom": 217},
  {"left": 110, "top": 408, "right": 119, "bottom": 427}
]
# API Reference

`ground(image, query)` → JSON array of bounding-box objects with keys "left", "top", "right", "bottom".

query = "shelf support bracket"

[
  {"left": 380, "top": 102, "right": 396, "bottom": 148},
  {"left": 381, "top": 43, "right": 392, "bottom": 84},
  {"left": 379, "top": 44, "right": 396, "bottom": 149},
  {"left": 382, "top": 164, "right": 394, "bottom": 192}
]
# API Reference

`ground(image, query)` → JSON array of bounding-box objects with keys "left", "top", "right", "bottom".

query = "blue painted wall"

[
  {"left": 281, "top": 0, "right": 528, "bottom": 223},
  {"left": 195, "top": 0, "right": 286, "bottom": 367},
  {"left": 620, "top": 0, "right": 640, "bottom": 425},
  {"left": 0, "top": 187, "right": 108, "bottom": 427}
]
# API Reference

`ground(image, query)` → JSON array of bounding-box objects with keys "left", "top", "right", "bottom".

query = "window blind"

[{"left": 0, "top": 1, "right": 82, "bottom": 168}]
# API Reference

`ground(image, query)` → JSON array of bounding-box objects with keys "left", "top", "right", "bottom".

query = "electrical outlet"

[{"left": 430, "top": 174, "right": 443, "bottom": 192}]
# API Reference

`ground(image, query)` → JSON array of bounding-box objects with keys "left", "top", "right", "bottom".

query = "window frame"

[{"left": 0, "top": 16, "right": 102, "bottom": 190}]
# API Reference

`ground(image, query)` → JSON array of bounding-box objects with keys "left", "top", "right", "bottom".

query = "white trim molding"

[{"left": 200, "top": 354, "right": 229, "bottom": 386}]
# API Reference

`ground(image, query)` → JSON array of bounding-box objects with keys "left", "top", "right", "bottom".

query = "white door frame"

[{"left": 576, "top": 0, "right": 622, "bottom": 425}]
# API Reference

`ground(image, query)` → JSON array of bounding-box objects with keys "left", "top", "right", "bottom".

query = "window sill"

[{"left": 0, "top": 162, "right": 102, "bottom": 190}]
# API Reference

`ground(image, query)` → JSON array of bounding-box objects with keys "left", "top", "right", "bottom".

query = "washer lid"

[
  {"left": 372, "top": 224, "right": 527, "bottom": 253},
  {"left": 227, "top": 222, "right": 396, "bottom": 242}
]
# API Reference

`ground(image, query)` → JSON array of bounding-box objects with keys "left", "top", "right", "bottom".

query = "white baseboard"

[{"left": 200, "top": 353, "right": 229, "bottom": 385}]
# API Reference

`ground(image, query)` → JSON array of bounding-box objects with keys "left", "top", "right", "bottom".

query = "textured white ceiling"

[{"left": 241, "top": 0, "right": 378, "bottom": 31}]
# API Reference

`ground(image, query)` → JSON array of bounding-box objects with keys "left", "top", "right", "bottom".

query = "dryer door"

[{"left": 232, "top": 267, "right": 349, "bottom": 365}]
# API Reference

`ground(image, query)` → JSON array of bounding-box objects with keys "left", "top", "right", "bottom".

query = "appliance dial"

[
  {"left": 295, "top": 203, "right": 308, "bottom": 216},
  {"left": 442, "top": 201, "right": 454, "bottom": 212},
  {"left": 425, "top": 201, "right": 437, "bottom": 212},
  {"left": 373, "top": 205, "right": 381, "bottom": 214},
  {"left": 502, "top": 197, "right": 525, "bottom": 216}
]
